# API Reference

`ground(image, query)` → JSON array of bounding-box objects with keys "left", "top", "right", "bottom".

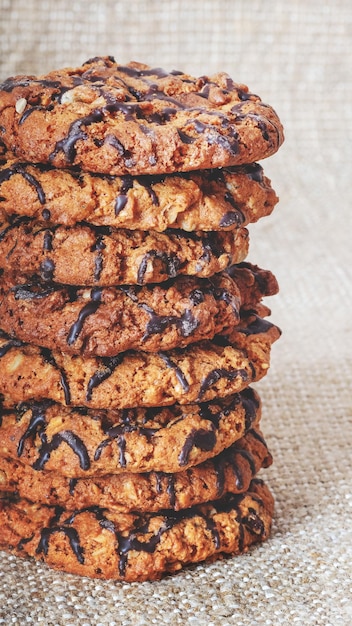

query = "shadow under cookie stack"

[{"left": 0, "top": 57, "right": 284, "bottom": 582}]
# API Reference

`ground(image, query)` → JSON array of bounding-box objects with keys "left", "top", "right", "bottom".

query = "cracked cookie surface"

[
  {"left": 0, "top": 264, "right": 278, "bottom": 356},
  {"left": 0, "top": 57, "right": 284, "bottom": 175},
  {"left": 0, "top": 314, "right": 281, "bottom": 409},
  {"left": 0, "top": 219, "right": 250, "bottom": 286},
  {"left": 0, "top": 157, "right": 278, "bottom": 231},
  {"left": 0, "top": 479, "right": 274, "bottom": 581},
  {"left": 0, "top": 387, "right": 261, "bottom": 476},
  {"left": 0, "top": 427, "right": 271, "bottom": 511}
]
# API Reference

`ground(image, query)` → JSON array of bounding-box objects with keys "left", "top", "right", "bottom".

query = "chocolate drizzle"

[
  {"left": 237, "top": 315, "right": 278, "bottom": 337},
  {"left": 36, "top": 525, "right": 84, "bottom": 564},
  {"left": 67, "top": 287, "right": 102, "bottom": 346},
  {"left": 198, "top": 367, "right": 248, "bottom": 400},
  {"left": 14, "top": 478, "right": 267, "bottom": 577},
  {"left": 69, "top": 478, "right": 78, "bottom": 496},
  {"left": 137, "top": 250, "right": 180, "bottom": 284},
  {"left": 40, "top": 258, "right": 55, "bottom": 281},
  {"left": 114, "top": 176, "right": 133, "bottom": 215},
  {"left": 43, "top": 229, "right": 53, "bottom": 252},
  {"left": 0, "top": 337, "right": 23, "bottom": 357},
  {"left": 141, "top": 304, "right": 199, "bottom": 340},
  {"left": 15, "top": 400, "right": 90, "bottom": 471},
  {"left": 17, "top": 400, "right": 52, "bottom": 457},
  {"left": 94, "top": 408, "right": 158, "bottom": 468},
  {"left": 178, "top": 427, "right": 216, "bottom": 466},
  {"left": 0, "top": 216, "right": 31, "bottom": 242},
  {"left": 0, "top": 163, "right": 46, "bottom": 204},
  {"left": 158, "top": 353, "right": 190, "bottom": 392},
  {"left": 86, "top": 354, "right": 123, "bottom": 402},
  {"left": 90, "top": 234, "right": 106, "bottom": 282},
  {"left": 33, "top": 430, "right": 90, "bottom": 471},
  {"left": 40, "top": 347, "right": 71, "bottom": 405},
  {"left": 49, "top": 109, "right": 105, "bottom": 163}
]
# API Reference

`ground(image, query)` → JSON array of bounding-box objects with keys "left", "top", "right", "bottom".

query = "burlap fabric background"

[{"left": 0, "top": 1, "right": 351, "bottom": 624}]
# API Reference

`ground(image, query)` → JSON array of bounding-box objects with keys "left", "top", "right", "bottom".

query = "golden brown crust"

[
  {"left": 0, "top": 265, "right": 278, "bottom": 356},
  {"left": 0, "top": 158, "right": 278, "bottom": 232},
  {"left": 0, "top": 387, "right": 261, "bottom": 476},
  {"left": 0, "top": 315, "right": 281, "bottom": 409},
  {"left": 0, "top": 479, "right": 274, "bottom": 581},
  {"left": 0, "top": 218, "right": 250, "bottom": 286},
  {"left": 0, "top": 57, "right": 284, "bottom": 176},
  {"left": 0, "top": 428, "right": 272, "bottom": 511}
]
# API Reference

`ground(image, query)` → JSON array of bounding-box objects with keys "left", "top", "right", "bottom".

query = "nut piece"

[{"left": 15, "top": 98, "right": 27, "bottom": 114}]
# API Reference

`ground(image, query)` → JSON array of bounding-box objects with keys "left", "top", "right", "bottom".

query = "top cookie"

[{"left": 0, "top": 57, "right": 284, "bottom": 175}]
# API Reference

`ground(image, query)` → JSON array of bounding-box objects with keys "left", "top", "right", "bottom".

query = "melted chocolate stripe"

[
  {"left": 49, "top": 109, "right": 105, "bottom": 163},
  {"left": 36, "top": 526, "right": 84, "bottom": 564},
  {"left": 178, "top": 426, "right": 217, "bottom": 466},
  {"left": 137, "top": 250, "right": 180, "bottom": 284},
  {"left": 0, "top": 338, "right": 23, "bottom": 357},
  {"left": 247, "top": 428, "right": 266, "bottom": 446},
  {"left": 237, "top": 316, "right": 278, "bottom": 336},
  {"left": 67, "top": 288, "right": 102, "bottom": 346},
  {"left": 17, "top": 401, "right": 49, "bottom": 457},
  {"left": 114, "top": 176, "right": 133, "bottom": 215},
  {"left": 19, "top": 105, "right": 49, "bottom": 126},
  {"left": 40, "top": 348, "right": 71, "bottom": 405},
  {"left": 94, "top": 417, "right": 158, "bottom": 467},
  {"left": 69, "top": 478, "right": 78, "bottom": 496},
  {"left": 91, "top": 234, "right": 106, "bottom": 282},
  {"left": 43, "top": 229, "right": 53, "bottom": 252},
  {"left": 141, "top": 304, "right": 199, "bottom": 340},
  {"left": 234, "top": 449, "right": 257, "bottom": 476},
  {"left": 86, "top": 354, "right": 123, "bottom": 402},
  {"left": 33, "top": 430, "right": 90, "bottom": 471},
  {"left": 158, "top": 353, "right": 190, "bottom": 392},
  {"left": 0, "top": 216, "right": 32, "bottom": 242},
  {"left": 240, "top": 388, "right": 259, "bottom": 430},
  {"left": 198, "top": 367, "right": 248, "bottom": 400},
  {"left": 211, "top": 441, "right": 248, "bottom": 495},
  {"left": 0, "top": 164, "right": 46, "bottom": 204},
  {"left": 136, "top": 177, "right": 159, "bottom": 205}
]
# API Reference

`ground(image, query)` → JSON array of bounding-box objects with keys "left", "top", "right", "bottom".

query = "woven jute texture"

[{"left": 0, "top": 1, "right": 351, "bottom": 624}]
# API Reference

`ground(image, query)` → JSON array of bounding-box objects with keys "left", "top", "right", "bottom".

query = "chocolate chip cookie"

[
  {"left": 0, "top": 264, "right": 278, "bottom": 356},
  {"left": 0, "top": 478, "right": 274, "bottom": 581},
  {"left": 0, "top": 57, "right": 284, "bottom": 175},
  {"left": 0, "top": 218, "right": 250, "bottom": 286},
  {"left": 0, "top": 315, "right": 281, "bottom": 409},
  {"left": 0, "top": 426, "right": 271, "bottom": 511},
  {"left": 0, "top": 156, "right": 278, "bottom": 232},
  {"left": 0, "top": 386, "right": 261, "bottom": 476}
]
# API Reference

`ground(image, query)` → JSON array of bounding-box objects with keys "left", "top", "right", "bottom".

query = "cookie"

[
  {"left": 0, "top": 157, "right": 278, "bottom": 232},
  {"left": 0, "top": 264, "right": 278, "bottom": 356},
  {"left": 0, "top": 385, "right": 261, "bottom": 475},
  {"left": 0, "top": 478, "right": 274, "bottom": 581},
  {"left": 0, "top": 315, "right": 281, "bottom": 409},
  {"left": 0, "top": 57, "right": 284, "bottom": 176},
  {"left": 0, "top": 219, "right": 249, "bottom": 286},
  {"left": 0, "top": 427, "right": 272, "bottom": 512}
]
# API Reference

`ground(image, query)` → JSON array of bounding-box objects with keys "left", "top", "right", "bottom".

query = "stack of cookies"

[{"left": 0, "top": 57, "right": 284, "bottom": 581}]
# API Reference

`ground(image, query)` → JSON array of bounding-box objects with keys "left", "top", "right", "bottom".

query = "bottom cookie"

[{"left": 0, "top": 479, "right": 273, "bottom": 581}]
